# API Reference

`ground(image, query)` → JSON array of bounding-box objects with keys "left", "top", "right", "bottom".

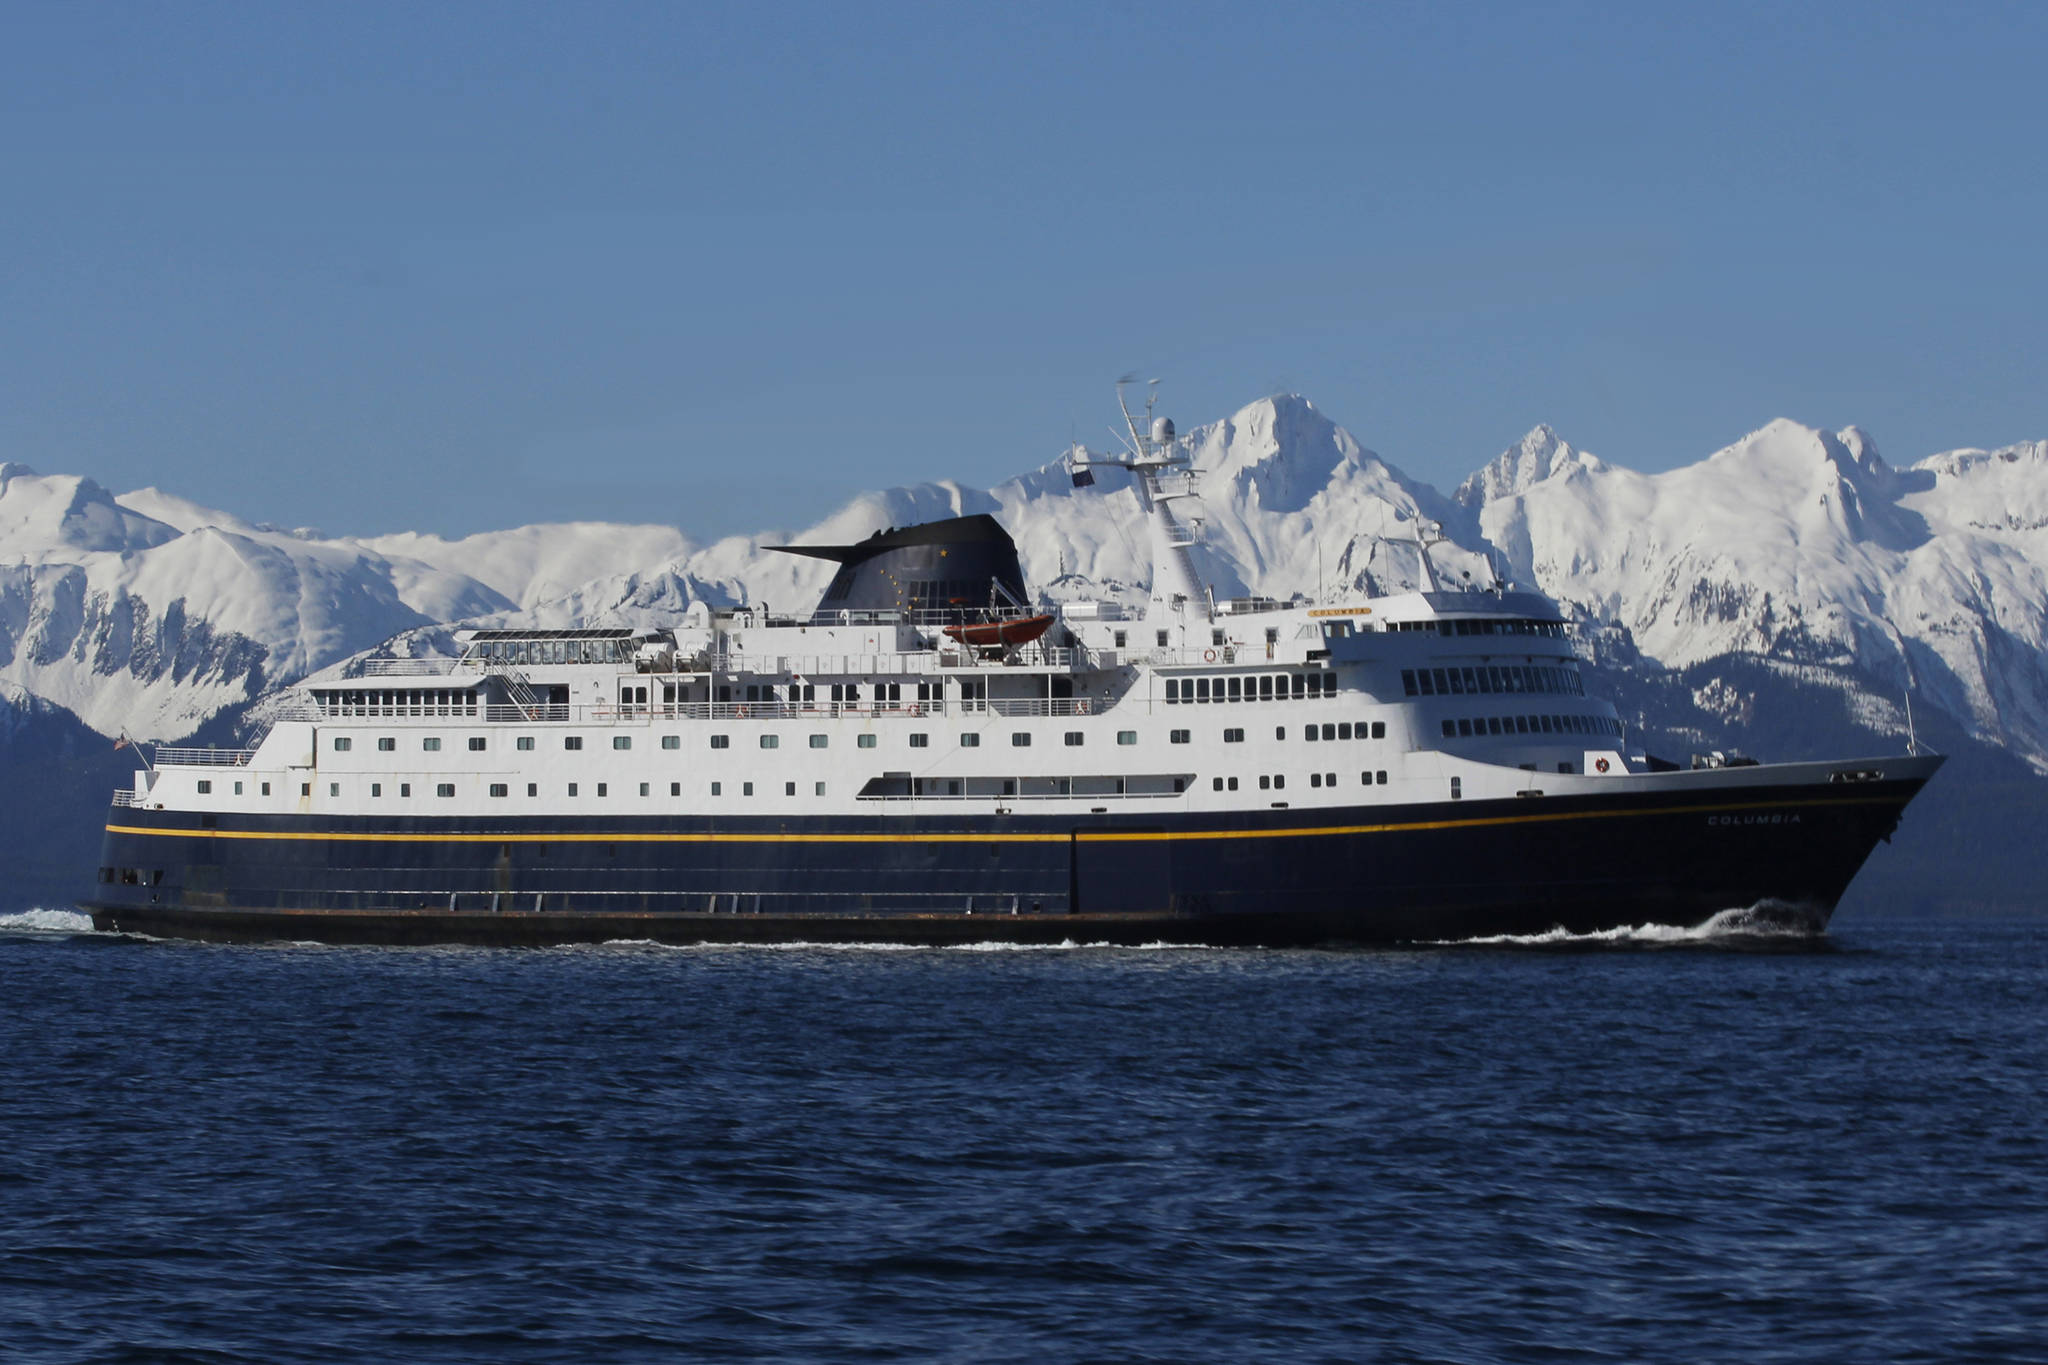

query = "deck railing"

[{"left": 152, "top": 746, "right": 258, "bottom": 767}]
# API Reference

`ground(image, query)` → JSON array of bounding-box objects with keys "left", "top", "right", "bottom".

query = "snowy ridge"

[{"left": 4, "top": 397, "right": 2045, "bottom": 773}]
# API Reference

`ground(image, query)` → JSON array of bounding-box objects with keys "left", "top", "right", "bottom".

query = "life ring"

[
  {"left": 1595, "top": 757, "right": 1610, "bottom": 773},
  {"left": 910, "top": 703, "right": 923, "bottom": 717},
  {"left": 1203, "top": 648, "right": 1217, "bottom": 663},
  {"left": 1076, "top": 698, "right": 1090, "bottom": 715},
  {"left": 737, "top": 705, "right": 750, "bottom": 718}
]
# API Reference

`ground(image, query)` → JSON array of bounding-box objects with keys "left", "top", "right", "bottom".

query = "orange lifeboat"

[{"left": 942, "top": 614, "right": 1054, "bottom": 649}]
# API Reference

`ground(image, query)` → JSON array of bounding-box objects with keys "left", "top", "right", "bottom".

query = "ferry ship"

[{"left": 86, "top": 391, "right": 1941, "bottom": 946}]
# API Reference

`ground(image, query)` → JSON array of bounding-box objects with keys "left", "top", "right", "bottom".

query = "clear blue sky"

[{"left": 3, "top": 2, "right": 2043, "bottom": 540}]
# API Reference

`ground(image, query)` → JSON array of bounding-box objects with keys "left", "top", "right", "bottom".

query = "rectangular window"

[
  {"left": 1064, "top": 732, "right": 1083, "bottom": 746},
  {"left": 377, "top": 737, "right": 396, "bottom": 752},
  {"left": 437, "top": 783, "right": 455, "bottom": 798},
  {"left": 809, "top": 734, "right": 828, "bottom": 749},
  {"left": 1372, "top": 722, "right": 1386, "bottom": 739},
  {"left": 528, "top": 783, "right": 537, "bottom": 797},
  {"left": 1224, "top": 728, "right": 1244, "bottom": 743},
  {"left": 564, "top": 736, "right": 583, "bottom": 751},
  {"left": 760, "top": 735, "right": 779, "bottom": 749},
  {"left": 1012, "top": 733, "right": 1032, "bottom": 747},
  {"left": 859, "top": 733, "right": 879, "bottom": 749},
  {"left": 1196, "top": 678, "right": 1210, "bottom": 703},
  {"left": 639, "top": 782, "right": 650, "bottom": 797},
  {"left": 961, "top": 733, "right": 980, "bottom": 747},
  {"left": 1311, "top": 773, "right": 1322, "bottom": 788},
  {"left": 567, "top": 783, "right": 578, "bottom": 797},
  {"left": 1338, "top": 723, "right": 1352, "bottom": 740},
  {"left": 597, "top": 783, "right": 608, "bottom": 797},
  {"left": 1228, "top": 677, "right": 1242, "bottom": 702},
  {"left": 670, "top": 782, "right": 681, "bottom": 796},
  {"left": 1260, "top": 676, "right": 1274, "bottom": 700},
  {"left": 1442, "top": 720, "right": 1457, "bottom": 737},
  {"left": 1377, "top": 770, "right": 1389, "bottom": 784},
  {"left": 1170, "top": 729, "right": 1190, "bottom": 744},
  {"left": 330, "top": 782, "right": 339, "bottom": 797},
  {"left": 1117, "top": 731, "right": 1137, "bottom": 746},
  {"left": 489, "top": 783, "right": 508, "bottom": 798},
  {"left": 468, "top": 737, "right": 486, "bottom": 752},
  {"left": 398, "top": 783, "right": 409, "bottom": 797},
  {"left": 262, "top": 782, "right": 271, "bottom": 796},
  {"left": 1273, "top": 775, "right": 1284, "bottom": 790},
  {"left": 333, "top": 737, "right": 352, "bottom": 752},
  {"left": 662, "top": 735, "right": 680, "bottom": 750},
  {"left": 910, "top": 733, "right": 929, "bottom": 748},
  {"left": 1402, "top": 669, "right": 1418, "bottom": 696},
  {"left": 371, "top": 783, "right": 381, "bottom": 797},
  {"left": 1458, "top": 720, "right": 1474, "bottom": 737},
  {"left": 816, "top": 782, "right": 827, "bottom": 796},
  {"left": 1306, "top": 726, "right": 1319, "bottom": 743},
  {"left": 743, "top": 782, "right": 754, "bottom": 796},
  {"left": 422, "top": 737, "right": 441, "bottom": 751},
  {"left": 197, "top": 780, "right": 211, "bottom": 794},
  {"left": 300, "top": 783, "right": 311, "bottom": 797},
  {"left": 1165, "top": 678, "right": 1180, "bottom": 705},
  {"left": 1323, "top": 724, "right": 1336, "bottom": 741},
  {"left": 517, "top": 736, "right": 535, "bottom": 751},
  {"left": 711, "top": 782, "right": 722, "bottom": 796},
  {"left": 613, "top": 736, "right": 631, "bottom": 750},
  {"left": 711, "top": 735, "right": 729, "bottom": 749},
  {"left": 1213, "top": 776, "right": 1225, "bottom": 791},
  {"left": 233, "top": 781, "right": 243, "bottom": 795},
  {"left": 785, "top": 782, "right": 796, "bottom": 796},
  {"left": 1259, "top": 775, "right": 1270, "bottom": 790}
]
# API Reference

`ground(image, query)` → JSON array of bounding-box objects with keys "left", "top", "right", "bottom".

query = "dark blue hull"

[{"left": 83, "top": 774, "right": 1930, "bottom": 945}]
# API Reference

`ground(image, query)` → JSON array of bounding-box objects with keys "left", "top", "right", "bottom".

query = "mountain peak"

[{"left": 1454, "top": 425, "right": 1595, "bottom": 507}]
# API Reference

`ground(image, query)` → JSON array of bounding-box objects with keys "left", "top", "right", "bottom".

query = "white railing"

[
  {"left": 111, "top": 789, "right": 138, "bottom": 807},
  {"left": 351, "top": 658, "right": 458, "bottom": 677},
  {"left": 153, "top": 746, "right": 258, "bottom": 767}
]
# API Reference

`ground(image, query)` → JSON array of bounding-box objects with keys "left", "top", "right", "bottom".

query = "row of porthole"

[{"left": 1211, "top": 771, "right": 1391, "bottom": 792}]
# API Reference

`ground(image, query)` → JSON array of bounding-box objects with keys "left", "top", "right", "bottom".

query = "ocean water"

[{"left": 4, "top": 910, "right": 2045, "bottom": 1364}]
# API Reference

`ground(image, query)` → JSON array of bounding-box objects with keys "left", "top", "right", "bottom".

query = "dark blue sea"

[{"left": 4, "top": 910, "right": 2045, "bottom": 1364}]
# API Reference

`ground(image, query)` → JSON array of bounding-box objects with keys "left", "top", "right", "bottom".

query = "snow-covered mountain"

[{"left": 6, "top": 398, "right": 2047, "bottom": 782}]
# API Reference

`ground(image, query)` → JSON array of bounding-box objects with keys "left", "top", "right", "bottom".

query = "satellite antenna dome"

[{"left": 1151, "top": 416, "right": 1175, "bottom": 444}]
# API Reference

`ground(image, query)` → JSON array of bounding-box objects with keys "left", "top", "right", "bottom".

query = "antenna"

[{"left": 1903, "top": 675, "right": 1918, "bottom": 756}]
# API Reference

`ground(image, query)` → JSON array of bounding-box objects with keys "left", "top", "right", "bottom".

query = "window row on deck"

[
  {"left": 1164, "top": 671, "right": 1339, "bottom": 705},
  {"left": 1402, "top": 664, "right": 1584, "bottom": 699}
]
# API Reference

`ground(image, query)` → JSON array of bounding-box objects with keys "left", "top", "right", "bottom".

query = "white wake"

[
  {"left": 0, "top": 908, "right": 99, "bottom": 934},
  {"left": 1426, "top": 902, "right": 1829, "bottom": 947}
]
